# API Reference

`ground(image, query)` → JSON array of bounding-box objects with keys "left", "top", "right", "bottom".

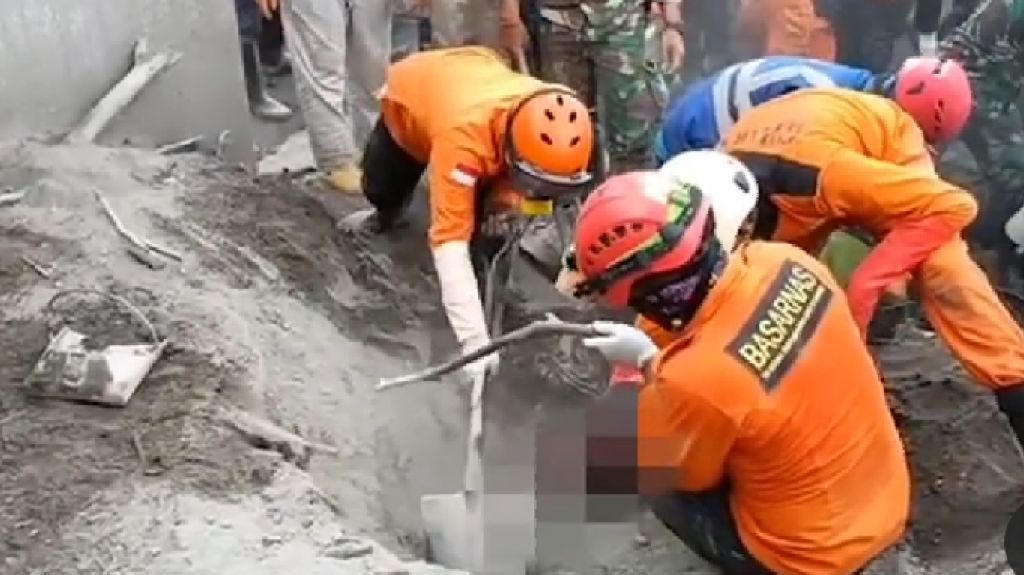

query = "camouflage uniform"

[
  {"left": 939, "top": 0, "right": 1024, "bottom": 249},
  {"left": 582, "top": 0, "right": 670, "bottom": 171}
]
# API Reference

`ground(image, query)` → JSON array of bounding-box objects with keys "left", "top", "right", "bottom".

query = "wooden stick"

[
  {"left": 65, "top": 39, "right": 182, "bottom": 145},
  {"left": 376, "top": 319, "right": 598, "bottom": 391},
  {"left": 157, "top": 135, "right": 203, "bottom": 155},
  {"left": 20, "top": 255, "right": 52, "bottom": 278},
  {"left": 94, "top": 190, "right": 148, "bottom": 249}
]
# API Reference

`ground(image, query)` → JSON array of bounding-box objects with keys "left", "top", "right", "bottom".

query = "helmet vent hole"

[
  {"left": 570, "top": 136, "right": 580, "bottom": 147},
  {"left": 907, "top": 80, "right": 926, "bottom": 95},
  {"left": 734, "top": 172, "right": 751, "bottom": 193},
  {"left": 588, "top": 245, "right": 600, "bottom": 256},
  {"left": 613, "top": 225, "right": 627, "bottom": 237},
  {"left": 556, "top": 94, "right": 565, "bottom": 106},
  {"left": 631, "top": 222, "right": 643, "bottom": 232},
  {"left": 544, "top": 109, "right": 556, "bottom": 121},
  {"left": 541, "top": 133, "right": 553, "bottom": 146},
  {"left": 599, "top": 232, "right": 613, "bottom": 247},
  {"left": 569, "top": 111, "right": 577, "bottom": 123}
]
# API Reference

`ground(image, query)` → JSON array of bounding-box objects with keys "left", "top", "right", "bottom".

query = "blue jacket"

[{"left": 654, "top": 57, "right": 882, "bottom": 164}]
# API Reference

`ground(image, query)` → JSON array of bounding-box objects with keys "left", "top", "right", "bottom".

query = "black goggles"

[{"left": 575, "top": 188, "right": 705, "bottom": 299}]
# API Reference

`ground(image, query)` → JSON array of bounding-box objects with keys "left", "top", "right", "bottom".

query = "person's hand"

[
  {"left": 583, "top": 321, "right": 658, "bottom": 368},
  {"left": 500, "top": 17, "right": 530, "bottom": 60},
  {"left": 461, "top": 346, "right": 500, "bottom": 385},
  {"left": 255, "top": 0, "right": 279, "bottom": 20},
  {"left": 661, "top": 27, "right": 685, "bottom": 74}
]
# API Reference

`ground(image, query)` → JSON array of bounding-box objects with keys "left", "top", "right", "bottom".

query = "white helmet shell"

[{"left": 658, "top": 150, "right": 759, "bottom": 252}]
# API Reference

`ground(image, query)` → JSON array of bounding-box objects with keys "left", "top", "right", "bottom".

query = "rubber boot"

[
  {"left": 240, "top": 39, "right": 292, "bottom": 122},
  {"left": 996, "top": 385, "right": 1024, "bottom": 456}
]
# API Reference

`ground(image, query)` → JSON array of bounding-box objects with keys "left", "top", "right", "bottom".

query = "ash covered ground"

[{"left": 0, "top": 140, "right": 1019, "bottom": 574}]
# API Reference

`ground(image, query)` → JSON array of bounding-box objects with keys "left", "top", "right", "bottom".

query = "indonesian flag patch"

[{"left": 449, "top": 163, "right": 480, "bottom": 188}]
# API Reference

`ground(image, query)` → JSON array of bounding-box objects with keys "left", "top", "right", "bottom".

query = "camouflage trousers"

[
  {"left": 954, "top": 90, "right": 1024, "bottom": 249},
  {"left": 584, "top": 5, "right": 671, "bottom": 171}
]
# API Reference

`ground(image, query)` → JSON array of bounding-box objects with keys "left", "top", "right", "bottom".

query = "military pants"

[
  {"left": 281, "top": 0, "right": 395, "bottom": 171},
  {"left": 584, "top": 3, "right": 669, "bottom": 171},
  {"left": 957, "top": 92, "right": 1024, "bottom": 250}
]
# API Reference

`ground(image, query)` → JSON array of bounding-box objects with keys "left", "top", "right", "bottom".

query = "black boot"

[
  {"left": 240, "top": 39, "right": 292, "bottom": 122},
  {"left": 996, "top": 385, "right": 1024, "bottom": 455}
]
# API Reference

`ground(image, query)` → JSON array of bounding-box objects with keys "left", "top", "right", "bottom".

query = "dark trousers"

[
  {"left": 234, "top": 0, "right": 262, "bottom": 41},
  {"left": 361, "top": 119, "right": 427, "bottom": 230},
  {"left": 833, "top": 0, "right": 914, "bottom": 73},
  {"left": 650, "top": 488, "right": 774, "bottom": 575},
  {"left": 361, "top": 118, "right": 512, "bottom": 303},
  {"left": 914, "top": 0, "right": 943, "bottom": 35}
]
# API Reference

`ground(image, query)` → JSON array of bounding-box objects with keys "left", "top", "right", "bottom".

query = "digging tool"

[
  {"left": 376, "top": 318, "right": 598, "bottom": 391},
  {"left": 385, "top": 188, "right": 586, "bottom": 570}
]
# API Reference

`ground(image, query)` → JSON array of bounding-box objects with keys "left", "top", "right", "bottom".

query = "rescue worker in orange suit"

[
  {"left": 734, "top": 0, "right": 836, "bottom": 61},
  {"left": 712, "top": 63, "right": 1024, "bottom": 452},
  {"left": 340, "top": 47, "right": 596, "bottom": 381},
  {"left": 570, "top": 171, "right": 910, "bottom": 574}
]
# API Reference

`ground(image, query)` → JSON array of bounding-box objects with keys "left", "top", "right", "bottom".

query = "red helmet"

[
  {"left": 892, "top": 57, "right": 972, "bottom": 143},
  {"left": 573, "top": 171, "right": 713, "bottom": 308}
]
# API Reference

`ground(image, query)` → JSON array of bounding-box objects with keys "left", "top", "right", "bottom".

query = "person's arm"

[
  {"left": 817, "top": 149, "right": 977, "bottom": 332},
  {"left": 765, "top": 0, "right": 815, "bottom": 56},
  {"left": 427, "top": 143, "right": 492, "bottom": 356},
  {"left": 637, "top": 366, "right": 739, "bottom": 495},
  {"left": 658, "top": 0, "right": 684, "bottom": 26},
  {"left": 652, "top": 1, "right": 686, "bottom": 72}
]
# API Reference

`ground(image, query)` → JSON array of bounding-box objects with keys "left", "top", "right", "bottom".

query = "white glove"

[
  {"left": 583, "top": 321, "right": 659, "bottom": 369},
  {"left": 433, "top": 241, "right": 499, "bottom": 382},
  {"left": 461, "top": 341, "right": 500, "bottom": 384}
]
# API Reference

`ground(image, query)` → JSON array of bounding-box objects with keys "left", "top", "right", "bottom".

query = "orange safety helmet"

[
  {"left": 573, "top": 171, "right": 716, "bottom": 311},
  {"left": 892, "top": 57, "right": 972, "bottom": 144},
  {"left": 506, "top": 88, "right": 595, "bottom": 197}
]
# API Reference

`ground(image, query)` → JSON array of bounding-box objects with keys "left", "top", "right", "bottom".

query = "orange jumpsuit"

[
  {"left": 638, "top": 241, "right": 910, "bottom": 574},
  {"left": 379, "top": 46, "right": 547, "bottom": 248},
  {"left": 735, "top": 0, "right": 836, "bottom": 61},
  {"left": 719, "top": 88, "right": 1024, "bottom": 391}
]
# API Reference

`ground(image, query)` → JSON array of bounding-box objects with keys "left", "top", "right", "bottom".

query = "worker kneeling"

[
  {"left": 342, "top": 47, "right": 596, "bottom": 380},
  {"left": 707, "top": 66, "right": 1024, "bottom": 453},
  {"left": 573, "top": 171, "right": 911, "bottom": 574}
]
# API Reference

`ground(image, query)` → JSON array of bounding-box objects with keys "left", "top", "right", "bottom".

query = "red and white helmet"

[
  {"left": 573, "top": 170, "right": 714, "bottom": 308},
  {"left": 659, "top": 150, "right": 758, "bottom": 253},
  {"left": 893, "top": 57, "right": 972, "bottom": 143}
]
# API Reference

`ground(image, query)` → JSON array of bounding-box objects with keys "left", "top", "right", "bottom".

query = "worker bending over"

[
  {"left": 342, "top": 47, "right": 596, "bottom": 381},
  {"left": 653, "top": 56, "right": 954, "bottom": 164},
  {"left": 573, "top": 171, "right": 910, "bottom": 574},
  {"left": 708, "top": 80, "right": 1024, "bottom": 451}
]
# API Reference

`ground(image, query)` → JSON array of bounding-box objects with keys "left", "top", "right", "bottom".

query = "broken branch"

[
  {"left": 20, "top": 255, "right": 51, "bottom": 278},
  {"left": 65, "top": 39, "right": 183, "bottom": 145},
  {"left": 157, "top": 135, "right": 203, "bottom": 155},
  {"left": 0, "top": 190, "right": 25, "bottom": 207},
  {"left": 376, "top": 318, "right": 598, "bottom": 391}
]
